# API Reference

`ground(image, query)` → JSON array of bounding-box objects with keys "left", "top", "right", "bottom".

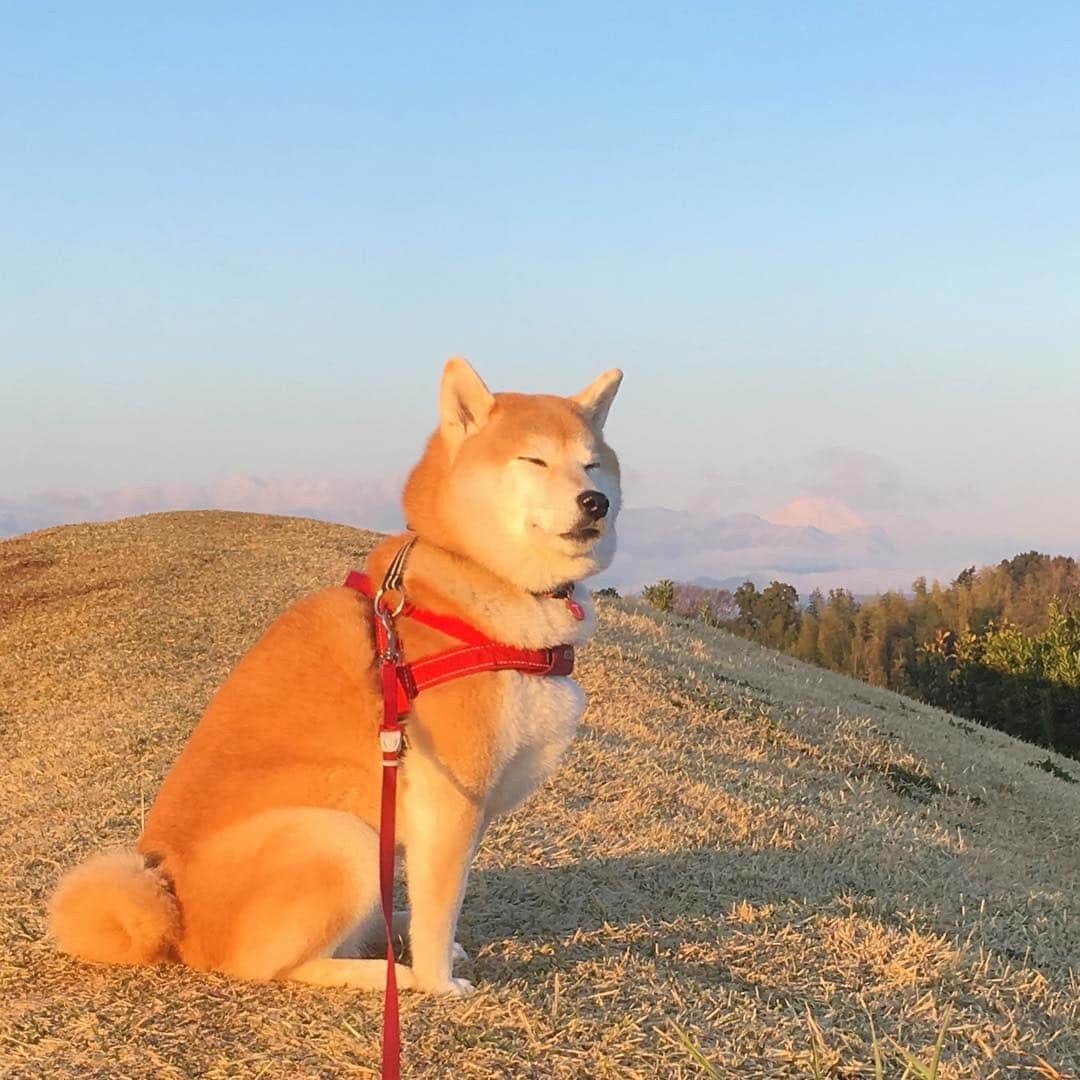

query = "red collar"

[{"left": 344, "top": 571, "right": 575, "bottom": 712}]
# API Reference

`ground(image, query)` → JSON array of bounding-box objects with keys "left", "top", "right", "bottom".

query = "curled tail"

[{"left": 48, "top": 848, "right": 180, "bottom": 965}]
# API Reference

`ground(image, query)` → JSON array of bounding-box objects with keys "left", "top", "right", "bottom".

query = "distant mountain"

[
  {"left": 763, "top": 496, "right": 868, "bottom": 534},
  {"left": 598, "top": 506, "right": 895, "bottom": 593},
  {"left": 688, "top": 573, "right": 776, "bottom": 593},
  {"left": 1, "top": 482, "right": 910, "bottom": 598},
  {"left": 0, "top": 475, "right": 405, "bottom": 541}
]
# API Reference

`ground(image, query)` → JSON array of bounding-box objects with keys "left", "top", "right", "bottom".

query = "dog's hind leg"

[{"left": 180, "top": 807, "right": 393, "bottom": 987}]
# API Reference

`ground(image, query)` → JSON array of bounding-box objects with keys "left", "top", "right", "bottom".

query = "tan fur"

[
  {"left": 48, "top": 358, "right": 622, "bottom": 997},
  {"left": 47, "top": 848, "right": 180, "bottom": 965}
]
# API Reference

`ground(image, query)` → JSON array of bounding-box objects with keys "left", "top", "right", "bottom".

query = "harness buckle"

[
  {"left": 545, "top": 645, "right": 575, "bottom": 677},
  {"left": 380, "top": 728, "right": 403, "bottom": 757}
]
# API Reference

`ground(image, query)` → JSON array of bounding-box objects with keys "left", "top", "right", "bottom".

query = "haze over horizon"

[
  {"left": 4, "top": 4, "right": 1078, "bottom": 592},
  {"left": 0, "top": 459, "right": 1060, "bottom": 596}
]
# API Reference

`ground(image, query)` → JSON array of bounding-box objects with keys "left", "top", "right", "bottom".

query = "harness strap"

[
  {"left": 382, "top": 536, "right": 414, "bottom": 594},
  {"left": 344, "top": 547, "right": 576, "bottom": 1080},
  {"left": 377, "top": 655, "right": 402, "bottom": 1080},
  {"left": 371, "top": 580, "right": 406, "bottom": 1080},
  {"left": 346, "top": 572, "right": 575, "bottom": 711},
  {"left": 346, "top": 571, "right": 498, "bottom": 645}
]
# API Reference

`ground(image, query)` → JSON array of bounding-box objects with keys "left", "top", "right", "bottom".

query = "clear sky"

[{"left": 3, "top": 3, "right": 1079, "bottom": 584}]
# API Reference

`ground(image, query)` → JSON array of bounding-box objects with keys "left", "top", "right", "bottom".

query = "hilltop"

[{"left": 1, "top": 512, "right": 1077, "bottom": 1078}]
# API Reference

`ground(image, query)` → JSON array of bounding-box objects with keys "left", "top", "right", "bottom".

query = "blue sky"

[{"left": 3, "top": 3, "right": 1079, "bottom": 585}]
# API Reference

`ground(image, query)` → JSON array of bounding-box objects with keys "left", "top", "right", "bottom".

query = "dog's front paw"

[
  {"left": 441, "top": 976, "right": 475, "bottom": 999},
  {"left": 416, "top": 975, "right": 475, "bottom": 999},
  {"left": 452, "top": 941, "right": 469, "bottom": 963}
]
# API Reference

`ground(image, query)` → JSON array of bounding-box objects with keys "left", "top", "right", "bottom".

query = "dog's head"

[{"left": 403, "top": 358, "right": 623, "bottom": 592}]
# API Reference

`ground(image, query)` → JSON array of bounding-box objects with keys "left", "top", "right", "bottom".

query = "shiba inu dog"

[{"left": 48, "top": 358, "right": 622, "bottom": 999}]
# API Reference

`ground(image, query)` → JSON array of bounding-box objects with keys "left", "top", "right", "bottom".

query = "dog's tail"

[{"left": 48, "top": 848, "right": 180, "bottom": 965}]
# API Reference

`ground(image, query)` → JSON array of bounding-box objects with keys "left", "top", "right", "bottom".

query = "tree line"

[{"left": 640, "top": 552, "right": 1080, "bottom": 760}]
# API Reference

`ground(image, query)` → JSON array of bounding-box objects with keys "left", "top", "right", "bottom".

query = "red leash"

[{"left": 345, "top": 541, "right": 580, "bottom": 1080}]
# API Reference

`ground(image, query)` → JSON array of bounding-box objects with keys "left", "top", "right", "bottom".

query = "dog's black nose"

[{"left": 577, "top": 490, "right": 609, "bottom": 520}]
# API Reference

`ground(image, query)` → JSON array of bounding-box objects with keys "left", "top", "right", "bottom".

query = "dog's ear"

[
  {"left": 440, "top": 357, "right": 495, "bottom": 454},
  {"left": 572, "top": 369, "right": 623, "bottom": 430}
]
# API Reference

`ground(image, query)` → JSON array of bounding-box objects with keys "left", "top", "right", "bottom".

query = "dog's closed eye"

[{"left": 517, "top": 457, "right": 548, "bottom": 467}]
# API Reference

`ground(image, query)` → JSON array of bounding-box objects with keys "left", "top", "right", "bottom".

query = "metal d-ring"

[{"left": 373, "top": 586, "right": 406, "bottom": 618}]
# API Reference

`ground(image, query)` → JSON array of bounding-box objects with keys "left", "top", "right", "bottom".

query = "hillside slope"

[{"left": 1, "top": 512, "right": 1077, "bottom": 1078}]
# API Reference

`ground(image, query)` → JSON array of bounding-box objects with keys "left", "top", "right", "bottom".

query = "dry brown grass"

[{"left": 1, "top": 510, "right": 1078, "bottom": 1078}]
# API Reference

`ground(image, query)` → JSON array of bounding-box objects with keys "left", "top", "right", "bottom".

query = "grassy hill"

[{"left": 1, "top": 511, "right": 1077, "bottom": 1078}]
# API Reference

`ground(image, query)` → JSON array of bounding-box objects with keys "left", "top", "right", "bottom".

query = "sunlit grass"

[
  {"left": 672, "top": 1005, "right": 978, "bottom": 1079},
  {"left": 2, "top": 514, "right": 1078, "bottom": 1077}
]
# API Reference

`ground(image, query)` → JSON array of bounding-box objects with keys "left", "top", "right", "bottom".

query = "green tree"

[
  {"left": 642, "top": 579, "right": 676, "bottom": 613},
  {"left": 1000, "top": 550, "right": 1047, "bottom": 585},
  {"left": 635, "top": 549, "right": 1080, "bottom": 758},
  {"left": 794, "top": 611, "right": 820, "bottom": 665},
  {"left": 756, "top": 581, "right": 800, "bottom": 651},
  {"left": 816, "top": 589, "right": 858, "bottom": 675},
  {"left": 732, "top": 582, "right": 760, "bottom": 636}
]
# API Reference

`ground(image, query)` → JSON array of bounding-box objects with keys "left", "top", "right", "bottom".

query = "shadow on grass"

[
  {"left": 461, "top": 844, "right": 895, "bottom": 995},
  {"left": 461, "top": 837, "right": 1072, "bottom": 1000}
]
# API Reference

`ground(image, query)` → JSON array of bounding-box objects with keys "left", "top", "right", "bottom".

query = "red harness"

[{"left": 343, "top": 548, "right": 579, "bottom": 1080}]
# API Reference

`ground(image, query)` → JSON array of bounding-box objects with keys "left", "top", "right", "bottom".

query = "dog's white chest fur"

[{"left": 484, "top": 672, "right": 585, "bottom": 821}]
